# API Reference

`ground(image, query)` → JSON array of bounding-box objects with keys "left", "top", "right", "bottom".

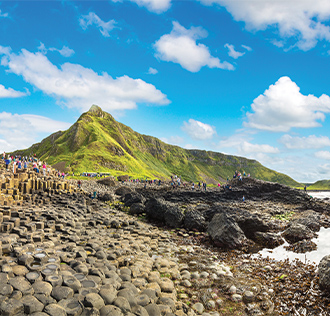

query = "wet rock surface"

[{"left": 1, "top": 173, "right": 330, "bottom": 315}]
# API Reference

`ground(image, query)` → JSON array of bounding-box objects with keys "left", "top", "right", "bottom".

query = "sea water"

[{"left": 255, "top": 191, "right": 330, "bottom": 264}]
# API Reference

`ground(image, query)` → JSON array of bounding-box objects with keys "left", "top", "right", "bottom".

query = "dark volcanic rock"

[
  {"left": 318, "top": 255, "right": 330, "bottom": 292},
  {"left": 97, "top": 177, "right": 116, "bottom": 187},
  {"left": 183, "top": 208, "right": 207, "bottom": 232},
  {"left": 145, "top": 197, "right": 184, "bottom": 228},
  {"left": 254, "top": 232, "right": 285, "bottom": 248},
  {"left": 98, "top": 193, "right": 115, "bottom": 202},
  {"left": 207, "top": 213, "right": 247, "bottom": 249},
  {"left": 164, "top": 205, "right": 184, "bottom": 228},
  {"left": 115, "top": 186, "right": 133, "bottom": 197},
  {"left": 123, "top": 193, "right": 146, "bottom": 207},
  {"left": 291, "top": 210, "right": 321, "bottom": 232},
  {"left": 284, "top": 240, "right": 317, "bottom": 253},
  {"left": 129, "top": 203, "right": 145, "bottom": 215},
  {"left": 236, "top": 213, "right": 270, "bottom": 239},
  {"left": 145, "top": 198, "right": 168, "bottom": 222},
  {"left": 282, "top": 222, "right": 316, "bottom": 243}
]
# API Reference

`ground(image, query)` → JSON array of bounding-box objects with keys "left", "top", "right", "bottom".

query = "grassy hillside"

[
  {"left": 13, "top": 105, "right": 301, "bottom": 186},
  {"left": 306, "top": 180, "right": 330, "bottom": 190}
]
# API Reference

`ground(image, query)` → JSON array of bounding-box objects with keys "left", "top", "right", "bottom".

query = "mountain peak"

[{"left": 89, "top": 104, "right": 104, "bottom": 116}]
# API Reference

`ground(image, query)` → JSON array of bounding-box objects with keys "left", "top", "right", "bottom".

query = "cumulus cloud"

[
  {"left": 238, "top": 141, "right": 279, "bottom": 154},
  {"left": 0, "top": 112, "right": 71, "bottom": 152},
  {"left": 280, "top": 134, "right": 330, "bottom": 149},
  {"left": 315, "top": 151, "right": 330, "bottom": 160},
  {"left": 0, "top": 46, "right": 170, "bottom": 112},
  {"left": 0, "top": 84, "right": 29, "bottom": 98},
  {"left": 160, "top": 136, "right": 184, "bottom": 146},
  {"left": 224, "top": 43, "right": 245, "bottom": 59},
  {"left": 218, "top": 132, "right": 251, "bottom": 149},
  {"left": 154, "top": 21, "right": 234, "bottom": 72},
  {"left": 199, "top": 0, "right": 330, "bottom": 51},
  {"left": 38, "top": 42, "right": 75, "bottom": 57},
  {"left": 245, "top": 76, "right": 330, "bottom": 132},
  {"left": 79, "top": 12, "right": 117, "bottom": 37},
  {"left": 182, "top": 119, "right": 216, "bottom": 140},
  {"left": 147, "top": 67, "right": 158, "bottom": 75},
  {"left": 112, "top": 0, "right": 171, "bottom": 13}
]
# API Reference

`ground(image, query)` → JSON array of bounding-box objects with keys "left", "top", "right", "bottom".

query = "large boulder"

[
  {"left": 117, "top": 175, "right": 129, "bottom": 182},
  {"left": 236, "top": 213, "right": 270, "bottom": 239},
  {"left": 129, "top": 203, "right": 145, "bottom": 215},
  {"left": 183, "top": 208, "right": 207, "bottom": 231},
  {"left": 281, "top": 222, "right": 316, "bottom": 244},
  {"left": 164, "top": 205, "right": 184, "bottom": 228},
  {"left": 98, "top": 193, "right": 115, "bottom": 202},
  {"left": 254, "top": 232, "right": 285, "bottom": 248},
  {"left": 207, "top": 213, "right": 247, "bottom": 249},
  {"left": 291, "top": 210, "right": 321, "bottom": 232},
  {"left": 318, "top": 255, "right": 330, "bottom": 292},
  {"left": 97, "top": 177, "right": 116, "bottom": 187},
  {"left": 145, "top": 198, "right": 184, "bottom": 228},
  {"left": 145, "top": 197, "right": 168, "bottom": 222},
  {"left": 123, "top": 192, "right": 146, "bottom": 207},
  {"left": 115, "top": 186, "right": 133, "bottom": 197}
]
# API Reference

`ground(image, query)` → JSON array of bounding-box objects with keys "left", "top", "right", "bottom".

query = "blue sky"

[{"left": 1, "top": 0, "right": 330, "bottom": 183}]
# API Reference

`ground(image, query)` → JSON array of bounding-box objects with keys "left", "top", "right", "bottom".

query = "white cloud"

[
  {"left": 182, "top": 119, "right": 216, "bottom": 140},
  {"left": 0, "top": 112, "right": 71, "bottom": 152},
  {"left": 50, "top": 46, "right": 75, "bottom": 58},
  {"left": 280, "top": 134, "right": 330, "bottom": 149},
  {"left": 317, "top": 163, "right": 330, "bottom": 177},
  {"left": 113, "top": 0, "right": 171, "bottom": 13},
  {"left": 184, "top": 144, "right": 195, "bottom": 149},
  {"left": 241, "top": 45, "right": 252, "bottom": 51},
  {"left": 38, "top": 42, "right": 75, "bottom": 57},
  {"left": 0, "top": 10, "right": 8, "bottom": 18},
  {"left": 245, "top": 76, "right": 330, "bottom": 132},
  {"left": 147, "top": 67, "right": 158, "bottom": 75},
  {"left": 224, "top": 43, "right": 245, "bottom": 59},
  {"left": 0, "top": 46, "right": 170, "bottom": 112},
  {"left": 79, "top": 12, "right": 116, "bottom": 37},
  {"left": 154, "top": 21, "right": 234, "bottom": 72},
  {"left": 199, "top": 0, "right": 330, "bottom": 51},
  {"left": 315, "top": 151, "right": 330, "bottom": 160},
  {"left": 238, "top": 141, "right": 279, "bottom": 154},
  {"left": 0, "top": 84, "right": 29, "bottom": 98},
  {"left": 218, "top": 132, "right": 251, "bottom": 149},
  {"left": 161, "top": 136, "right": 184, "bottom": 146}
]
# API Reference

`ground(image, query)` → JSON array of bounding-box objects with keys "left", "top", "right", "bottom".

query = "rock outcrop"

[{"left": 207, "top": 213, "right": 247, "bottom": 249}]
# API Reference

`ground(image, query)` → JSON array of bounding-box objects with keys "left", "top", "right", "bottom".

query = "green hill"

[
  {"left": 307, "top": 180, "right": 330, "bottom": 190},
  {"left": 13, "top": 105, "right": 301, "bottom": 186}
]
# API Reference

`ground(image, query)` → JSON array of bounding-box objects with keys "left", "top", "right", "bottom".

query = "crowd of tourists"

[{"left": 1, "top": 152, "right": 67, "bottom": 179}]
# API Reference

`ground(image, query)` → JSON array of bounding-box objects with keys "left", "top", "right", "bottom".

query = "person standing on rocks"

[
  {"left": 12, "top": 160, "right": 17, "bottom": 174},
  {"left": 4, "top": 157, "right": 10, "bottom": 170},
  {"left": 42, "top": 163, "right": 47, "bottom": 176}
]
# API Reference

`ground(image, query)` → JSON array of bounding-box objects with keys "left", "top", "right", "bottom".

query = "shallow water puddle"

[{"left": 254, "top": 227, "right": 330, "bottom": 264}]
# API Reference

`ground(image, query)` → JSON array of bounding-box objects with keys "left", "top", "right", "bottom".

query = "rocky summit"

[{"left": 0, "top": 163, "right": 330, "bottom": 315}]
